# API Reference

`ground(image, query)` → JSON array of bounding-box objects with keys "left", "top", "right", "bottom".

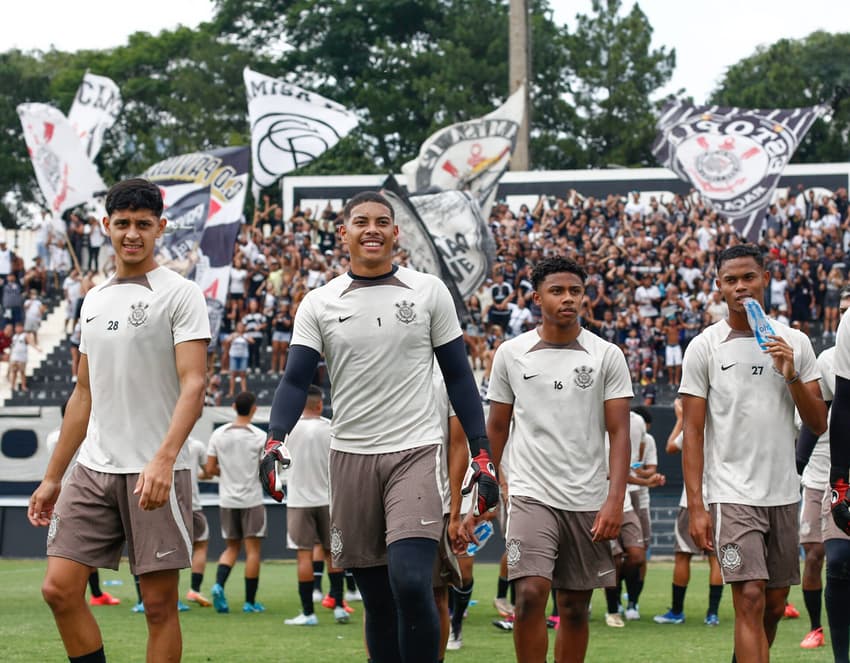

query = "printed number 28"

[{"left": 107, "top": 320, "right": 119, "bottom": 331}]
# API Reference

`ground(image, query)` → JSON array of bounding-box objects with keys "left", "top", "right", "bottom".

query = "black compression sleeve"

[
  {"left": 797, "top": 407, "right": 828, "bottom": 475},
  {"left": 268, "top": 344, "right": 321, "bottom": 438},
  {"left": 830, "top": 376, "right": 850, "bottom": 478},
  {"left": 434, "top": 336, "right": 489, "bottom": 454}
]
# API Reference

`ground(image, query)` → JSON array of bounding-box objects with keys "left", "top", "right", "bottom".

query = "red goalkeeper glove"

[
  {"left": 259, "top": 432, "right": 291, "bottom": 503},
  {"left": 461, "top": 449, "right": 499, "bottom": 517},
  {"left": 831, "top": 468, "right": 850, "bottom": 536}
]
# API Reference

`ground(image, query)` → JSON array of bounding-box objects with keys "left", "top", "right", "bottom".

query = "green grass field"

[{"left": 0, "top": 559, "right": 832, "bottom": 662}]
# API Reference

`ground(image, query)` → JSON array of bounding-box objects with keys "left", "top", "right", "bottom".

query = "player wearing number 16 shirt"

[{"left": 263, "top": 191, "right": 497, "bottom": 663}]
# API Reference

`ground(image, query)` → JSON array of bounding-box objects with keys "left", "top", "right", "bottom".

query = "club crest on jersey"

[
  {"left": 719, "top": 543, "right": 742, "bottom": 571},
  {"left": 128, "top": 301, "right": 150, "bottom": 327},
  {"left": 47, "top": 513, "right": 59, "bottom": 543},
  {"left": 574, "top": 366, "right": 594, "bottom": 389},
  {"left": 330, "top": 526, "right": 343, "bottom": 556},
  {"left": 395, "top": 300, "right": 416, "bottom": 324},
  {"left": 506, "top": 538, "right": 521, "bottom": 567}
]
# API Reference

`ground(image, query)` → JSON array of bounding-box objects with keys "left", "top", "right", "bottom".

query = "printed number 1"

[{"left": 377, "top": 317, "right": 382, "bottom": 327}]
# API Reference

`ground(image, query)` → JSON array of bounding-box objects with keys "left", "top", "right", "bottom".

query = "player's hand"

[
  {"left": 28, "top": 478, "right": 61, "bottom": 526},
  {"left": 461, "top": 449, "right": 499, "bottom": 517},
  {"left": 689, "top": 506, "right": 714, "bottom": 552},
  {"left": 448, "top": 514, "right": 469, "bottom": 555},
  {"left": 134, "top": 454, "right": 174, "bottom": 511},
  {"left": 830, "top": 469, "right": 850, "bottom": 535},
  {"left": 591, "top": 497, "right": 622, "bottom": 542},
  {"left": 764, "top": 334, "right": 796, "bottom": 381},
  {"left": 647, "top": 472, "right": 666, "bottom": 488},
  {"left": 259, "top": 432, "right": 291, "bottom": 502}
]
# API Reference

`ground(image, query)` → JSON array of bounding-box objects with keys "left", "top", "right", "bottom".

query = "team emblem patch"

[
  {"left": 506, "top": 539, "right": 521, "bottom": 567},
  {"left": 719, "top": 543, "right": 742, "bottom": 571},
  {"left": 574, "top": 366, "right": 594, "bottom": 389},
  {"left": 800, "top": 521, "right": 811, "bottom": 537},
  {"left": 330, "top": 526, "right": 343, "bottom": 556},
  {"left": 47, "top": 513, "right": 59, "bottom": 543},
  {"left": 128, "top": 301, "right": 150, "bottom": 327},
  {"left": 395, "top": 300, "right": 416, "bottom": 324}
]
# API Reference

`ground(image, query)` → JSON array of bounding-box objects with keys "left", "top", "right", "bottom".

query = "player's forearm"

[
  {"left": 607, "top": 435, "right": 629, "bottom": 503},
  {"left": 268, "top": 344, "right": 320, "bottom": 436},
  {"left": 682, "top": 428, "right": 705, "bottom": 511},
  {"left": 791, "top": 381, "right": 827, "bottom": 436},
  {"left": 796, "top": 421, "right": 822, "bottom": 475},
  {"left": 448, "top": 418, "right": 467, "bottom": 518},
  {"left": 44, "top": 387, "right": 91, "bottom": 482},
  {"left": 434, "top": 337, "right": 488, "bottom": 454},
  {"left": 158, "top": 374, "right": 205, "bottom": 463}
]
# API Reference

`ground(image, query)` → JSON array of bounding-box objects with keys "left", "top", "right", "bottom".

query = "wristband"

[{"left": 785, "top": 371, "right": 800, "bottom": 385}]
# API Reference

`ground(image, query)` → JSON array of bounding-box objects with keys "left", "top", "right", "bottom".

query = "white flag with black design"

[
  {"left": 68, "top": 72, "right": 122, "bottom": 161},
  {"left": 653, "top": 101, "right": 826, "bottom": 242},
  {"left": 18, "top": 102, "right": 107, "bottom": 215},
  {"left": 244, "top": 67, "right": 359, "bottom": 191},
  {"left": 402, "top": 85, "right": 525, "bottom": 216}
]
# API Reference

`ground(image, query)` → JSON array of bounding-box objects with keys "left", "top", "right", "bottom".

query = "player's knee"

[
  {"left": 389, "top": 570, "right": 431, "bottom": 606},
  {"left": 513, "top": 581, "right": 548, "bottom": 620},
  {"left": 558, "top": 598, "right": 590, "bottom": 627},
  {"left": 41, "top": 577, "right": 76, "bottom": 613},
  {"left": 626, "top": 546, "right": 645, "bottom": 568},
  {"left": 734, "top": 582, "right": 765, "bottom": 614},
  {"left": 804, "top": 544, "right": 825, "bottom": 566},
  {"left": 826, "top": 540, "right": 850, "bottom": 581},
  {"left": 142, "top": 594, "right": 176, "bottom": 626}
]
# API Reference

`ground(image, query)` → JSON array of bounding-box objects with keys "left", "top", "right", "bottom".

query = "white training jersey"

[
  {"left": 670, "top": 430, "right": 709, "bottom": 509},
  {"left": 636, "top": 432, "right": 658, "bottom": 510},
  {"left": 207, "top": 422, "right": 266, "bottom": 509},
  {"left": 285, "top": 416, "right": 332, "bottom": 508},
  {"left": 679, "top": 317, "right": 819, "bottom": 507},
  {"left": 488, "top": 327, "right": 633, "bottom": 511},
  {"left": 186, "top": 437, "right": 207, "bottom": 512},
  {"left": 76, "top": 267, "right": 210, "bottom": 474},
  {"left": 627, "top": 411, "right": 646, "bottom": 494},
  {"left": 291, "top": 265, "right": 461, "bottom": 454},
  {"left": 604, "top": 434, "right": 635, "bottom": 513},
  {"left": 836, "top": 309, "right": 850, "bottom": 381},
  {"left": 802, "top": 347, "right": 835, "bottom": 489}
]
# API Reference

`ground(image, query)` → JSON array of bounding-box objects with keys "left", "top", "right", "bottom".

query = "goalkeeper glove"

[
  {"left": 461, "top": 447, "right": 499, "bottom": 517},
  {"left": 830, "top": 467, "right": 850, "bottom": 536},
  {"left": 259, "top": 432, "right": 291, "bottom": 502}
]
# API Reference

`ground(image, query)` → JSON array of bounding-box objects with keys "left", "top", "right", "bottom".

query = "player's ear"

[{"left": 156, "top": 217, "right": 167, "bottom": 238}]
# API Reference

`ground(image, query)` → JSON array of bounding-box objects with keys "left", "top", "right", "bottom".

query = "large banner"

[
  {"left": 68, "top": 72, "right": 122, "bottom": 161},
  {"left": 244, "top": 67, "right": 359, "bottom": 192},
  {"left": 18, "top": 102, "right": 107, "bottom": 214},
  {"left": 402, "top": 85, "right": 525, "bottom": 216},
  {"left": 653, "top": 101, "right": 826, "bottom": 241}
]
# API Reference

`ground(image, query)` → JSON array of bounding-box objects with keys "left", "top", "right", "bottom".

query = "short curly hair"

[{"left": 531, "top": 257, "right": 587, "bottom": 291}]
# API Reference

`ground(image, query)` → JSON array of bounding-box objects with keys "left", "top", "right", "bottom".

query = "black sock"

[
  {"left": 245, "top": 577, "right": 259, "bottom": 605},
  {"left": 329, "top": 572, "right": 344, "bottom": 607},
  {"left": 345, "top": 570, "right": 356, "bottom": 592},
  {"left": 605, "top": 586, "right": 620, "bottom": 614},
  {"left": 299, "top": 580, "right": 315, "bottom": 615},
  {"left": 313, "top": 560, "right": 325, "bottom": 593},
  {"left": 497, "top": 576, "right": 509, "bottom": 599},
  {"left": 353, "top": 566, "right": 400, "bottom": 663},
  {"left": 451, "top": 581, "right": 473, "bottom": 633},
  {"left": 671, "top": 583, "right": 687, "bottom": 614},
  {"left": 69, "top": 647, "right": 106, "bottom": 663},
  {"left": 550, "top": 588, "right": 558, "bottom": 617},
  {"left": 624, "top": 568, "right": 641, "bottom": 610},
  {"left": 134, "top": 575, "right": 143, "bottom": 604},
  {"left": 826, "top": 577, "right": 850, "bottom": 663},
  {"left": 803, "top": 588, "right": 822, "bottom": 630},
  {"left": 88, "top": 571, "right": 102, "bottom": 598},
  {"left": 191, "top": 572, "right": 203, "bottom": 593},
  {"left": 216, "top": 564, "right": 232, "bottom": 588},
  {"left": 629, "top": 578, "right": 644, "bottom": 608},
  {"left": 387, "top": 538, "right": 440, "bottom": 663},
  {"left": 509, "top": 580, "right": 516, "bottom": 606},
  {"left": 708, "top": 584, "right": 724, "bottom": 616}
]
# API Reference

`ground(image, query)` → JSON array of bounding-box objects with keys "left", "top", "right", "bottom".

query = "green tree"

[
  {"left": 711, "top": 31, "right": 850, "bottom": 163},
  {"left": 564, "top": 0, "right": 675, "bottom": 167}
]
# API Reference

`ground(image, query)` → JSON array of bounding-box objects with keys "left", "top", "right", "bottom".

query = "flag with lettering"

[
  {"left": 653, "top": 101, "right": 826, "bottom": 241},
  {"left": 402, "top": 85, "right": 525, "bottom": 217},
  {"left": 68, "top": 72, "right": 122, "bottom": 160},
  {"left": 17, "top": 102, "right": 107, "bottom": 214},
  {"left": 244, "top": 67, "right": 359, "bottom": 192}
]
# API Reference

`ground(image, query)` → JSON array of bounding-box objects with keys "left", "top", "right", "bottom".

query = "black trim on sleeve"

[
  {"left": 434, "top": 336, "right": 489, "bottom": 454},
  {"left": 268, "top": 344, "right": 321, "bottom": 438}
]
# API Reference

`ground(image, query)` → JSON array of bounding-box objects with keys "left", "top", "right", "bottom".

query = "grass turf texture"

[{"left": 1, "top": 559, "right": 831, "bottom": 662}]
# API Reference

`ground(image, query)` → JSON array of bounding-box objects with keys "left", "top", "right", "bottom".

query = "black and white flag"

[
  {"left": 653, "top": 101, "right": 826, "bottom": 242},
  {"left": 68, "top": 72, "right": 122, "bottom": 161}
]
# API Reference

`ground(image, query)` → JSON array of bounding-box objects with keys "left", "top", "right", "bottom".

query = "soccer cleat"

[
  {"left": 653, "top": 609, "right": 685, "bottom": 624},
  {"left": 344, "top": 589, "right": 363, "bottom": 602},
  {"left": 605, "top": 612, "right": 626, "bottom": 628},
  {"left": 625, "top": 607, "right": 640, "bottom": 621},
  {"left": 447, "top": 629, "right": 463, "bottom": 650},
  {"left": 492, "top": 616, "right": 515, "bottom": 631},
  {"left": 784, "top": 603, "right": 800, "bottom": 619},
  {"left": 131, "top": 602, "right": 145, "bottom": 614},
  {"left": 285, "top": 612, "right": 319, "bottom": 626},
  {"left": 800, "top": 627, "right": 825, "bottom": 649},
  {"left": 312, "top": 589, "right": 324, "bottom": 603},
  {"left": 211, "top": 583, "right": 229, "bottom": 614},
  {"left": 547, "top": 616, "right": 560, "bottom": 629},
  {"left": 177, "top": 600, "right": 191, "bottom": 612},
  {"left": 321, "top": 593, "right": 335, "bottom": 609},
  {"left": 89, "top": 592, "right": 121, "bottom": 606},
  {"left": 493, "top": 597, "right": 515, "bottom": 618},
  {"left": 334, "top": 605, "right": 350, "bottom": 624},
  {"left": 704, "top": 613, "right": 719, "bottom": 626},
  {"left": 243, "top": 602, "right": 265, "bottom": 613},
  {"left": 186, "top": 590, "right": 211, "bottom": 607}
]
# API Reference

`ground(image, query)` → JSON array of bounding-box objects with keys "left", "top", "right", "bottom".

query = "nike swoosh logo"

[
  {"left": 339, "top": 315, "right": 353, "bottom": 322},
  {"left": 155, "top": 549, "right": 177, "bottom": 559},
  {"left": 86, "top": 315, "right": 98, "bottom": 323},
  {"left": 720, "top": 363, "right": 736, "bottom": 371},
  {"left": 523, "top": 373, "right": 539, "bottom": 380},
  {"left": 420, "top": 519, "right": 439, "bottom": 526},
  {"left": 598, "top": 569, "right": 615, "bottom": 577}
]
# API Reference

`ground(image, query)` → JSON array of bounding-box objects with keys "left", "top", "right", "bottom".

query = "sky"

[{"left": 3, "top": 0, "right": 850, "bottom": 104}]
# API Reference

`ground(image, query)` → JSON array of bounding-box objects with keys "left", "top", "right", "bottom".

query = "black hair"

[
  {"left": 306, "top": 385, "right": 324, "bottom": 402},
  {"left": 840, "top": 285, "right": 850, "bottom": 300},
  {"left": 234, "top": 391, "right": 256, "bottom": 416},
  {"left": 531, "top": 257, "right": 587, "bottom": 291},
  {"left": 716, "top": 244, "right": 764, "bottom": 273},
  {"left": 105, "top": 178, "right": 163, "bottom": 217},
  {"left": 343, "top": 191, "right": 394, "bottom": 221},
  {"left": 631, "top": 405, "right": 652, "bottom": 425}
]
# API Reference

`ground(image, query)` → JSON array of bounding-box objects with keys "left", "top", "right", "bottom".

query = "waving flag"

[
  {"left": 244, "top": 67, "right": 359, "bottom": 192},
  {"left": 402, "top": 85, "right": 525, "bottom": 216},
  {"left": 68, "top": 72, "right": 122, "bottom": 160},
  {"left": 18, "top": 102, "right": 106, "bottom": 214},
  {"left": 653, "top": 101, "right": 826, "bottom": 241}
]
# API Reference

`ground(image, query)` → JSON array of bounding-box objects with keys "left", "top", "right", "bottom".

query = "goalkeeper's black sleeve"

[
  {"left": 796, "top": 406, "right": 828, "bottom": 476},
  {"left": 268, "top": 344, "right": 321, "bottom": 438},
  {"left": 434, "top": 336, "right": 489, "bottom": 455},
  {"left": 830, "top": 376, "right": 850, "bottom": 478}
]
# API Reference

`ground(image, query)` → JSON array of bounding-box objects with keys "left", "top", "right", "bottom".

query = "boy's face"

[{"left": 104, "top": 208, "right": 165, "bottom": 268}]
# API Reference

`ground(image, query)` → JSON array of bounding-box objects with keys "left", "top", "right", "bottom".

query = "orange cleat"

[
  {"left": 321, "top": 594, "right": 354, "bottom": 613},
  {"left": 800, "top": 627, "right": 825, "bottom": 649},
  {"left": 89, "top": 592, "right": 121, "bottom": 606},
  {"left": 784, "top": 603, "right": 800, "bottom": 619}
]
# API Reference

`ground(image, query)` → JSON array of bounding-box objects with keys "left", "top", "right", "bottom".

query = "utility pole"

[{"left": 508, "top": 0, "right": 530, "bottom": 170}]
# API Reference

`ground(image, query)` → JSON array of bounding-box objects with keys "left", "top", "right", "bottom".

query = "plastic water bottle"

[
  {"left": 742, "top": 297, "right": 775, "bottom": 351},
  {"left": 630, "top": 461, "right": 643, "bottom": 470},
  {"left": 102, "top": 580, "right": 123, "bottom": 587},
  {"left": 466, "top": 521, "right": 494, "bottom": 556}
]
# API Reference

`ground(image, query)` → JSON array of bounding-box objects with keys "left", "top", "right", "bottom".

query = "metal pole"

[{"left": 508, "top": 0, "right": 530, "bottom": 170}]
